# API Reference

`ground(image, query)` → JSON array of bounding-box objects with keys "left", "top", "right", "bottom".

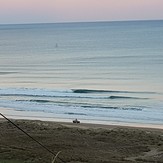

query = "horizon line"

[{"left": 0, "top": 18, "right": 163, "bottom": 26}]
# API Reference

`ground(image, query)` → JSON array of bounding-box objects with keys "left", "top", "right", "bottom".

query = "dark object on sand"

[{"left": 73, "top": 119, "right": 80, "bottom": 123}]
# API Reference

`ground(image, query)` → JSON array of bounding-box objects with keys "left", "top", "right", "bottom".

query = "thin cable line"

[{"left": 0, "top": 113, "right": 66, "bottom": 163}]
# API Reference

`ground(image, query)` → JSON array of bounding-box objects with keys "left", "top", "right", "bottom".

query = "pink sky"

[{"left": 0, "top": 0, "right": 163, "bottom": 24}]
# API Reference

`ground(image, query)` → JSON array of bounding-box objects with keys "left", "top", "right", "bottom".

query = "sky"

[{"left": 0, "top": 0, "right": 163, "bottom": 24}]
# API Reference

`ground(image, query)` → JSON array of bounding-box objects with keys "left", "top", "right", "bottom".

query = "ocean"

[{"left": 0, "top": 20, "right": 163, "bottom": 127}]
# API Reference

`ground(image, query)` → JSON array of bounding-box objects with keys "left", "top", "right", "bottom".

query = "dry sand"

[{"left": 0, "top": 118, "right": 163, "bottom": 163}]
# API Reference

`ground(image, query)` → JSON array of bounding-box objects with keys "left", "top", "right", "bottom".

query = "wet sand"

[{"left": 0, "top": 118, "right": 163, "bottom": 163}]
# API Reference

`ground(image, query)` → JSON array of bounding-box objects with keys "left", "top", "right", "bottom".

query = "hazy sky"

[{"left": 0, "top": 0, "right": 163, "bottom": 24}]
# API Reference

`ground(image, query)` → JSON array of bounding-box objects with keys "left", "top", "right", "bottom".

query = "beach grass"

[
  {"left": 0, "top": 160, "right": 22, "bottom": 163},
  {"left": 0, "top": 119, "right": 163, "bottom": 163}
]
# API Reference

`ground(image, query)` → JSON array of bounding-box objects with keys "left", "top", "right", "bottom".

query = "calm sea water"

[{"left": 0, "top": 20, "right": 163, "bottom": 126}]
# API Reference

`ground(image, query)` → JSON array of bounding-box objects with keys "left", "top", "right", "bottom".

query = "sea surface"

[{"left": 0, "top": 20, "right": 163, "bottom": 126}]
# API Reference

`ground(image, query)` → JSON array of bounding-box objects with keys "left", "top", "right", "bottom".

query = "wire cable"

[{"left": 0, "top": 113, "right": 66, "bottom": 163}]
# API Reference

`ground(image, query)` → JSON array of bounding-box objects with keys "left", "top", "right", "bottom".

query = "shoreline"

[
  {"left": 0, "top": 116, "right": 163, "bottom": 130},
  {"left": 0, "top": 115, "right": 163, "bottom": 131},
  {"left": 1, "top": 107, "right": 163, "bottom": 130}
]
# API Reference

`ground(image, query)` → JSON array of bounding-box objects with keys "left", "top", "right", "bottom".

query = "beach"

[
  {"left": 0, "top": 118, "right": 163, "bottom": 163},
  {"left": 0, "top": 21, "right": 163, "bottom": 162}
]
